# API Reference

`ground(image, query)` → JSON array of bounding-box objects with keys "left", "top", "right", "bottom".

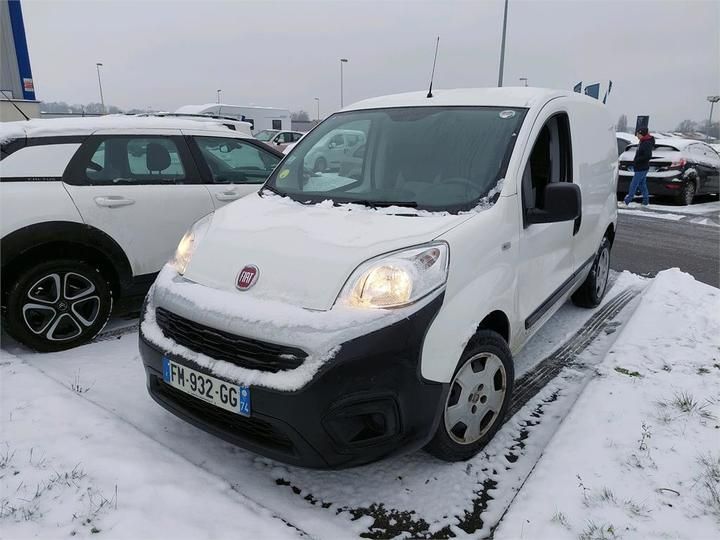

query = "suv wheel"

[
  {"left": 425, "top": 330, "right": 514, "bottom": 462},
  {"left": 5, "top": 260, "right": 113, "bottom": 352},
  {"left": 677, "top": 181, "right": 695, "bottom": 206},
  {"left": 314, "top": 157, "right": 327, "bottom": 172},
  {"left": 571, "top": 237, "right": 611, "bottom": 308}
]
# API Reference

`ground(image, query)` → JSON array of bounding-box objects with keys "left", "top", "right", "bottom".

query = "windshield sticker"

[
  {"left": 278, "top": 169, "right": 290, "bottom": 179},
  {"left": 499, "top": 110, "right": 516, "bottom": 119}
]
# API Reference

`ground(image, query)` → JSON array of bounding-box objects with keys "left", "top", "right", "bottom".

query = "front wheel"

[
  {"left": 571, "top": 237, "right": 611, "bottom": 308},
  {"left": 425, "top": 330, "right": 514, "bottom": 462},
  {"left": 5, "top": 260, "right": 113, "bottom": 352}
]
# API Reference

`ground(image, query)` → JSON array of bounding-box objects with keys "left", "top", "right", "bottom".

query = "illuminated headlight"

[
  {"left": 338, "top": 243, "right": 449, "bottom": 308},
  {"left": 172, "top": 213, "right": 213, "bottom": 275}
]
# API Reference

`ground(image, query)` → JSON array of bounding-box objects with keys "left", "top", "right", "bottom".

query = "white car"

[
  {"left": 254, "top": 130, "right": 305, "bottom": 151},
  {"left": 0, "top": 116, "right": 282, "bottom": 351},
  {"left": 139, "top": 88, "right": 617, "bottom": 468},
  {"left": 304, "top": 128, "right": 366, "bottom": 171}
]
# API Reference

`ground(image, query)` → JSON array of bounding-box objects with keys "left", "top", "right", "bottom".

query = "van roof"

[
  {"left": 176, "top": 104, "right": 289, "bottom": 113},
  {"left": 343, "top": 87, "right": 592, "bottom": 112},
  {"left": 0, "top": 115, "right": 249, "bottom": 144}
]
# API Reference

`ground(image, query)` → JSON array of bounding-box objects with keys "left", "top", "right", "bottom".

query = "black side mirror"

[{"left": 526, "top": 182, "right": 581, "bottom": 225}]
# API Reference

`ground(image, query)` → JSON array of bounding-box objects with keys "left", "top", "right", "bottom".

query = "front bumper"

[
  {"left": 617, "top": 172, "right": 685, "bottom": 196},
  {"left": 140, "top": 294, "right": 448, "bottom": 469}
]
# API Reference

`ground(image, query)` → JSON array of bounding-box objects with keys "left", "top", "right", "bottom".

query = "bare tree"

[
  {"left": 616, "top": 114, "right": 628, "bottom": 132},
  {"left": 675, "top": 119, "right": 697, "bottom": 133},
  {"left": 291, "top": 110, "right": 310, "bottom": 121}
]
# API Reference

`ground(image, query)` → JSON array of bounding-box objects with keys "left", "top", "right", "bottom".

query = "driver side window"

[
  {"left": 522, "top": 113, "right": 572, "bottom": 213},
  {"left": 194, "top": 137, "right": 280, "bottom": 184}
]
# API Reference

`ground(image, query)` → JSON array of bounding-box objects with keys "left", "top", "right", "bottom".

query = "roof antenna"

[
  {"left": 0, "top": 90, "right": 30, "bottom": 121},
  {"left": 427, "top": 36, "right": 440, "bottom": 98}
]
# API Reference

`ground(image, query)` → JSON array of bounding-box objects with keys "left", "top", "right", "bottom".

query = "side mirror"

[{"left": 526, "top": 182, "right": 581, "bottom": 225}]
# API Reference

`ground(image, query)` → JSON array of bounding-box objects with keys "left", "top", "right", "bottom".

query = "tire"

[
  {"left": 571, "top": 237, "right": 611, "bottom": 308},
  {"left": 676, "top": 181, "right": 695, "bottom": 206},
  {"left": 425, "top": 330, "right": 514, "bottom": 462},
  {"left": 314, "top": 157, "right": 327, "bottom": 172},
  {"left": 4, "top": 260, "right": 113, "bottom": 352}
]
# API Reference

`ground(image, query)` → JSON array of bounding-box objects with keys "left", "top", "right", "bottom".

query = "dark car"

[{"left": 618, "top": 139, "right": 720, "bottom": 205}]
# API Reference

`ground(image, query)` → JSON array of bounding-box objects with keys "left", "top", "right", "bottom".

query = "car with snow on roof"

[
  {"left": 139, "top": 87, "right": 618, "bottom": 468},
  {"left": 618, "top": 138, "right": 720, "bottom": 205},
  {"left": 0, "top": 116, "right": 282, "bottom": 351}
]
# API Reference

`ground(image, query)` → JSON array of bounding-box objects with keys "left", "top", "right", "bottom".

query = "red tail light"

[{"left": 669, "top": 158, "right": 686, "bottom": 170}]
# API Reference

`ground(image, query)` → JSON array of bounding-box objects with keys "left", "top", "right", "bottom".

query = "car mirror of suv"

[{"left": 525, "top": 182, "right": 581, "bottom": 225}]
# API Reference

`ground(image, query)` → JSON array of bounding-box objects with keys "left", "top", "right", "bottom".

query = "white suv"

[
  {"left": 0, "top": 116, "right": 282, "bottom": 351},
  {"left": 139, "top": 88, "right": 618, "bottom": 468}
]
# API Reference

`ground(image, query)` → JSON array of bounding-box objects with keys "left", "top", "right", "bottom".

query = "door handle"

[
  {"left": 215, "top": 191, "right": 241, "bottom": 201},
  {"left": 94, "top": 196, "right": 135, "bottom": 208}
]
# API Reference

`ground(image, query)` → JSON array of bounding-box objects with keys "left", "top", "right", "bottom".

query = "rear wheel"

[
  {"left": 5, "top": 260, "right": 113, "bottom": 352},
  {"left": 677, "top": 181, "right": 695, "bottom": 206},
  {"left": 571, "top": 237, "right": 611, "bottom": 308},
  {"left": 425, "top": 330, "right": 514, "bottom": 462}
]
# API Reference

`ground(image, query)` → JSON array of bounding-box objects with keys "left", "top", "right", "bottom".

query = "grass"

[
  {"left": 614, "top": 366, "right": 642, "bottom": 378},
  {"left": 551, "top": 511, "right": 570, "bottom": 529},
  {"left": 697, "top": 453, "right": 720, "bottom": 519},
  {"left": 70, "top": 370, "right": 93, "bottom": 394},
  {"left": 579, "top": 521, "right": 619, "bottom": 540}
]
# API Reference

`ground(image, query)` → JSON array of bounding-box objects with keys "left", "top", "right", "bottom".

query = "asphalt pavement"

[{"left": 612, "top": 210, "right": 720, "bottom": 288}]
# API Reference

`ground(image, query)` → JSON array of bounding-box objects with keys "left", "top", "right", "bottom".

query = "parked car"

[
  {"left": 304, "top": 129, "right": 366, "bottom": 172},
  {"left": 139, "top": 88, "right": 618, "bottom": 468},
  {"left": 254, "top": 130, "right": 305, "bottom": 150},
  {"left": 618, "top": 138, "right": 720, "bottom": 205},
  {"left": 0, "top": 116, "right": 282, "bottom": 352},
  {"left": 616, "top": 131, "right": 638, "bottom": 156}
]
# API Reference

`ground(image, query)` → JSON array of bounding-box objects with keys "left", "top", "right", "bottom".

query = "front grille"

[
  {"left": 156, "top": 380, "right": 294, "bottom": 452},
  {"left": 155, "top": 308, "right": 307, "bottom": 373}
]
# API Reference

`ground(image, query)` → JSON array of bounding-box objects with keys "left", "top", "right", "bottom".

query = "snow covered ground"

[
  {"left": 1, "top": 270, "right": 718, "bottom": 538},
  {"left": 618, "top": 200, "right": 720, "bottom": 227},
  {"left": 496, "top": 269, "right": 720, "bottom": 540}
]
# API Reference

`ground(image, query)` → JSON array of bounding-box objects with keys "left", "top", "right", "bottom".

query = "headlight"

[
  {"left": 338, "top": 243, "right": 449, "bottom": 308},
  {"left": 172, "top": 213, "right": 213, "bottom": 275}
]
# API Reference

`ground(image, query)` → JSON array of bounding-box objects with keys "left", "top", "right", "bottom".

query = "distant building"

[{"left": 0, "top": 0, "right": 39, "bottom": 120}]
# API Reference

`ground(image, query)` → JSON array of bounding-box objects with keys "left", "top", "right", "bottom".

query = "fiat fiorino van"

[{"left": 139, "top": 88, "right": 618, "bottom": 468}]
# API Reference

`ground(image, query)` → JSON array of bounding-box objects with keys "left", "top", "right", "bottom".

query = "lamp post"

[
  {"left": 707, "top": 96, "right": 720, "bottom": 141},
  {"left": 314, "top": 97, "right": 320, "bottom": 121},
  {"left": 217, "top": 89, "right": 222, "bottom": 104},
  {"left": 497, "top": 0, "right": 509, "bottom": 87},
  {"left": 95, "top": 63, "right": 105, "bottom": 113},
  {"left": 340, "top": 58, "right": 348, "bottom": 108},
  {"left": 519, "top": 77, "right": 528, "bottom": 87}
]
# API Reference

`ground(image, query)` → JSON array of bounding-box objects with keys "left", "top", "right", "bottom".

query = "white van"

[
  {"left": 175, "top": 104, "right": 291, "bottom": 133},
  {"left": 140, "top": 88, "right": 618, "bottom": 468}
]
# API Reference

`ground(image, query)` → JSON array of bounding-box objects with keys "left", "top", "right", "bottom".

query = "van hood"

[{"left": 183, "top": 192, "right": 471, "bottom": 311}]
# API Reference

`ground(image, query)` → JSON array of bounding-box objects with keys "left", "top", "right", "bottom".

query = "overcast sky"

[{"left": 22, "top": 0, "right": 720, "bottom": 129}]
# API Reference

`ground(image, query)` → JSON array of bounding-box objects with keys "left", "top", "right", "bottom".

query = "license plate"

[{"left": 162, "top": 357, "right": 250, "bottom": 416}]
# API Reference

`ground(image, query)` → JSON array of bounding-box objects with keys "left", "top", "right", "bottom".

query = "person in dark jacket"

[{"left": 623, "top": 128, "right": 655, "bottom": 206}]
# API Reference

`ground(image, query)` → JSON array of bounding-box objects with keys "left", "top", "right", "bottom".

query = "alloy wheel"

[
  {"left": 22, "top": 272, "right": 101, "bottom": 342},
  {"left": 594, "top": 246, "right": 610, "bottom": 298}
]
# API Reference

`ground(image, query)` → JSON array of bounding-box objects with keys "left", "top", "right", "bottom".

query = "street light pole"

[
  {"left": 95, "top": 63, "right": 105, "bottom": 113},
  {"left": 519, "top": 77, "right": 528, "bottom": 87},
  {"left": 314, "top": 97, "right": 320, "bottom": 121},
  {"left": 340, "top": 58, "right": 348, "bottom": 108},
  {"left": 497, "top": 0, "right": 509, "bottom": 87},
  {"left": 217, "top": 89, "right": 222, "bottom": 104},
  {"left": 707, "top": 96, "right": 720, "bottom": 141}
]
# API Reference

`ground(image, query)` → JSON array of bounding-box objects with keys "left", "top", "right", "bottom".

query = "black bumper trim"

[{"left": 140, "top": 293, "right": 448, "bottom": 469}]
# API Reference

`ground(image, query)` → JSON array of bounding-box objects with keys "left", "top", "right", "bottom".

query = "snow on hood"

[{"left": 183, "top": 191, "right": 473, "bottom": 311}]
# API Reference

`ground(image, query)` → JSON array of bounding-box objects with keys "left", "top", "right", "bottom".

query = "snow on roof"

[
  {"left": 343, "top": 87, "right": 591, "bottom": 112},
  {"left": 176, "top": 104, "right": 288, "bottom": 113},
  {"left": 652, "top": 137, "right": 698, "bottom": 149},
  {"left": 616, "top": 132, "right": 638, "bottom": 143},
  {"left": 0, "top": 115, "right": 241, "bottom": 143}
]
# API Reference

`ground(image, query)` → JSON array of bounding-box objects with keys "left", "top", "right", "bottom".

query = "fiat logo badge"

[{"left": 236, "top": 265, "right": 259, "bottom": 290}]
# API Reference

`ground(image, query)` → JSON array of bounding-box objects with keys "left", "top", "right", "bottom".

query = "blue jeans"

[{"left": 625, "top": 169, "right": 649, "bottom": 205}]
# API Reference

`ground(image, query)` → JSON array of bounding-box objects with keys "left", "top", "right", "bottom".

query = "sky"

[{"left": 21, "top": 0, "right": 720, "bottom": 130}]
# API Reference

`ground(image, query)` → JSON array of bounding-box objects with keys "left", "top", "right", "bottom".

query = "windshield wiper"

[{"left": 349, "top": 199, "right": 418, "bottom": 208}]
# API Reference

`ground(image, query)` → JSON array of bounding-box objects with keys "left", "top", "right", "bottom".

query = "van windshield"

[
  {"left": 265, "top": 106, "right": 526, "bottom": 212},
  {"left": 254, "top": 130, "right": 278, "bottom": 142}
]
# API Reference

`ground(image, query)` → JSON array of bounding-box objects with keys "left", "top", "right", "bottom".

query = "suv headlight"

[
  {"left": 172, "top": 213, "right": 213, "bottom": 275},
  {"left": 338, "top": 243, "right": 449, "bottom": 309}
]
